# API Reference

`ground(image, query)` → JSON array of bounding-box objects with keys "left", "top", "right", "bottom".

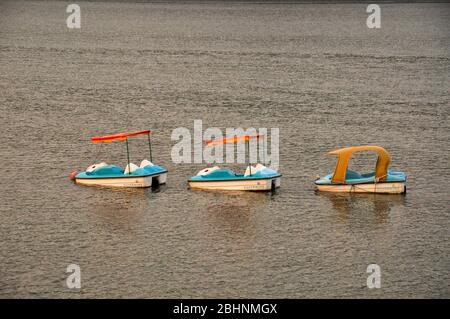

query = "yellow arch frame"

[{"left": 328, "top": 145, "right": 391, "bottom": 184}]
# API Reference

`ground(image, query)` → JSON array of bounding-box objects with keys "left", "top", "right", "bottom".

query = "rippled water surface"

[{"left": 0, "top": 1, "right": 449, "bottom": 298}]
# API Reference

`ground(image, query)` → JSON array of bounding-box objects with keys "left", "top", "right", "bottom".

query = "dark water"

[{"left": 0, "top": 1, "right": 449, "bottom": 298}]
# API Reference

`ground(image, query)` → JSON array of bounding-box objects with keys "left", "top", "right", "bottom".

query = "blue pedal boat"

[
  {"left": 315, "top": 145, "right": 406, "bottom": 194},
  {"left": 188, "top": 135, "right": 281, "bottom": 191},
  {"left": 73, "top": 130, "right": 167, "bottom": 188}
]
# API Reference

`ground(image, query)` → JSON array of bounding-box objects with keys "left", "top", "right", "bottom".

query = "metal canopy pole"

[
  {"left": 125, "top": 138, "right": 131, "bottom": 174},
  {"left": 263, "top": 135, "right": 266, "bottom": 165},
  {"left": 147, "top": 132, "right": 153, "bottom": 162},
  {"left": 247, "top": 139, "right": 251, "bottom": 176}
]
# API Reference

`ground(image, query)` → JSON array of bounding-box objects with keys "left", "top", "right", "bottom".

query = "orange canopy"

[
  {"left": 205, "top": 134, "right": 264, "bottom": 146},
  {"left": 328, "top": 145, "right": 391, "bottom": 184},
  {"left": 91, "top": 130, "right": 151, "bottom": 143}
]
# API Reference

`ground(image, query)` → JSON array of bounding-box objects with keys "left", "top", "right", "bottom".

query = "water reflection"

[
  {"left": 199, "top": 192, "right": 274, "bottom": 262},
  {"left": 202, "top": 191, "right": 272, "bottom": 236},
  {"left": 317, "top": 192, "right": 406, "bottom": 224},
  {"left": 84, "top": 185, "right": 165, "bottom": 228}
]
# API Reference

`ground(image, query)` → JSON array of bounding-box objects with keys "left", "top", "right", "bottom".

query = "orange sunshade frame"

[
  {"left": 205, "top": 134, "right": 264, "bottom": 146},
  {"left": 328, "top": 145, "right": 391, "bottom": 184},
  {"left": 91, "top": 130, "right": 151, "bottom": 143}
]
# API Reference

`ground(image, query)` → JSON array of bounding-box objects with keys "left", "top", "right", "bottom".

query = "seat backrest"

[
  {"left": 244, "top": 165, "right": 258, "bottom": 177},
  {"left": 124, "top": 163, "right": 139, "bottom": 174},
  {"left": 196, "top": 166, "right": 220, "bottom": 176},
  {"left": 140, "top": 159, "right": 154, "bottom": 168},
  {"left": 86, "top": 162, "right": 108, "bottom": 172}
]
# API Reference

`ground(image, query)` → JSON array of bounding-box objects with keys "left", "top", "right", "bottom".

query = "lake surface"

[{"left": 0, "top": 1, "right": 449, "bottom": 298}]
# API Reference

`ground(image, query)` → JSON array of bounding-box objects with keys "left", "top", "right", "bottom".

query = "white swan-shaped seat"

[
  {"left": 140, "top": 159, "right": 154, "bottom": 168},
  {"left": 124, "top": 163, "right": 139, "bottom": 174},
  {"left": 86, "top": 162, "right": 108, "bottom": 173},
  {"left": 196, "top": 166, "right": 220, "bottom": 176},
  {"left": 244, "top": 163, "right": 268, "bottom": 176}
]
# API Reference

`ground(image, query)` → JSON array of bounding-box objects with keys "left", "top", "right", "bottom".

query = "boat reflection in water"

[
  {"left": 203, "top": 191, "right": 273, "bottom": 233},
  {"left": 317, "top": 191, "right": 406, "bottom": 225},
  {"left": 200, "top": 192, "right": 274, "bottom": 261},
  {"left": 82, "top": 183, "right": 167, "bottom": 228}
]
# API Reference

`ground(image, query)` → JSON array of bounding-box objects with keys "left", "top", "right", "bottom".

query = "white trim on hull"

[
  {"left": 76, "top": 173, "right": 167, "bottom": 188},
  {"left": 189, "top": 177, "right": 281, "bottom": 191},
  {"left": 315, "top": 182, "right": 405, "bottom": 194}
]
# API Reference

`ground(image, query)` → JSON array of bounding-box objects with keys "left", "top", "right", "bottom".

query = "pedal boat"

[
  {"left": 188, "top": 135, "right": 281, "bottom": 191},
  {"left": 315, "top": 145, "right": 406, "bottom": 194},
  {"left": 74, "top": 130, "right": 167, "bottom": 188}
]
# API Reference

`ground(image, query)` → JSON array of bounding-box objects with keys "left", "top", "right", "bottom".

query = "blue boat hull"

[
  {"left": 189, "top": 167, "right": 281, "bottom": 191},
  {"left": 75, "top": 164, "right": 168, "bottom": 188},
  {"left": 315, "top": 170, "right": 406, "bottom": 194}
]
